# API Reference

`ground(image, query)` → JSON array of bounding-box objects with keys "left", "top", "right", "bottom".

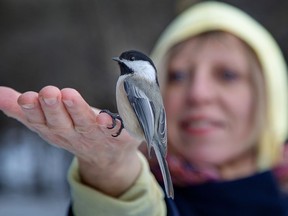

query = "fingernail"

[
  {"left": 63, "top": 100, "right": 73, "bottom": 107},
  {"left": 21, "top": 103, "right": 35, "bottom": 109},
  {"left": 43, "top": 98, "right": 57, "bottom": 106}
]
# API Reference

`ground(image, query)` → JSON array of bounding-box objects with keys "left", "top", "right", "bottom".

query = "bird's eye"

[{"left": 130, "top": 56, "right": 135, "bottom": 61}]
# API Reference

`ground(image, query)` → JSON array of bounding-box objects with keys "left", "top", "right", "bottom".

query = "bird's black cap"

[{"left": 118, "top": 50, "right": 157, "bottom": 72}]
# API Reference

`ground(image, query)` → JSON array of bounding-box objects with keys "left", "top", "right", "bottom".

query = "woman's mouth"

[{"left": 180, "top": 117, "right": 222, "bottom": 136}]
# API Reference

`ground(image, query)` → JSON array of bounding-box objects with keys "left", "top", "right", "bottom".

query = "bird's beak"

[{"left": 112, "top": 57, "right": 121, "bottom": 63}]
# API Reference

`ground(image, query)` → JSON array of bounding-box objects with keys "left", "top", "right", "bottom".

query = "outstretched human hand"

[{"left": 0, "top": 85, "right": 142, "bottom": 196}]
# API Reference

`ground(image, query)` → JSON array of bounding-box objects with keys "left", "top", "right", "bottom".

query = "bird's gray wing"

[
  {"left": 124, "top": 80, "right": 154, "bottom": 154},
  {"left": 124, "top": 80, "right": 174, "bottom": 198},
  {"left": 157, "top": 107, "right": 167, "bottom": 156}
]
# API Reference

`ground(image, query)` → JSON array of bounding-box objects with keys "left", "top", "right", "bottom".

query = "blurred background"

[{"left": 0, "top": 0, "right": 287, "bottom": 215}]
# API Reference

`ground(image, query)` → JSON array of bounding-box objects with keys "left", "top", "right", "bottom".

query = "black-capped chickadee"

[{"left": 101, "top": 50, "right": 174, "bottom": 198}]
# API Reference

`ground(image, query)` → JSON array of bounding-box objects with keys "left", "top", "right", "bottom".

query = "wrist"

[{"left": 77, "top": 150, "right": 142, "bottom": 197}]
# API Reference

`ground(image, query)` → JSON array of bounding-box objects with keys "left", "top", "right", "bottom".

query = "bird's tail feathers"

[{"left": 153, "top": 143, "right": 174, "bottom": 199}]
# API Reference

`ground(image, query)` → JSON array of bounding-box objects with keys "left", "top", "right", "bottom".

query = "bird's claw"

[{"left": 100, "top": 109, "right": 124, "bottom": 137}]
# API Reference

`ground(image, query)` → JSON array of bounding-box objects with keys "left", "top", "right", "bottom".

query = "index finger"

[{"left": 0, "top": 86, "right": 25, "bottom": 122}]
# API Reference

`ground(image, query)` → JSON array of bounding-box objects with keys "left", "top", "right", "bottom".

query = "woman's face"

[{"left": 164, "top": 33, "right": 258, "bottom": 167}]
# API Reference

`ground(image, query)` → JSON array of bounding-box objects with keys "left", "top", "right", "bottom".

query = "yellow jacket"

[{"left": 68, "top": 152, "right": 166, "bottom": 216}]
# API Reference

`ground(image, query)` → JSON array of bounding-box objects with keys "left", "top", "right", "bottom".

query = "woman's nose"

[{"left": 186, "top": 68, "right": 215, "bottom": 105}]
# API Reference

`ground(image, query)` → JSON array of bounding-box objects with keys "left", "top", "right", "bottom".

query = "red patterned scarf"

[{"left": 147, "top": 144, "right": 288, "bottom": 191}]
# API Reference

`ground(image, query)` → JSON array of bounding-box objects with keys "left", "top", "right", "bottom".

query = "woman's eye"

[
  {"left": 220, "top": 69, "right": 239, "bottom": 82},
  {"left": 168, "top": 70, "right": 188, "bottom": 83}
]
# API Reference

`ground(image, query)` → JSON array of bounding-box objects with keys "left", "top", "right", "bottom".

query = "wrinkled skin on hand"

[{"left": 0, "top": 86, "right": 142, "bottom": 196}]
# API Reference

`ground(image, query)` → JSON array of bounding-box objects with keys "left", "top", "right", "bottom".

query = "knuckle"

[{"left": 74, "top": 125, "right": 97, "bottom": 134}]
